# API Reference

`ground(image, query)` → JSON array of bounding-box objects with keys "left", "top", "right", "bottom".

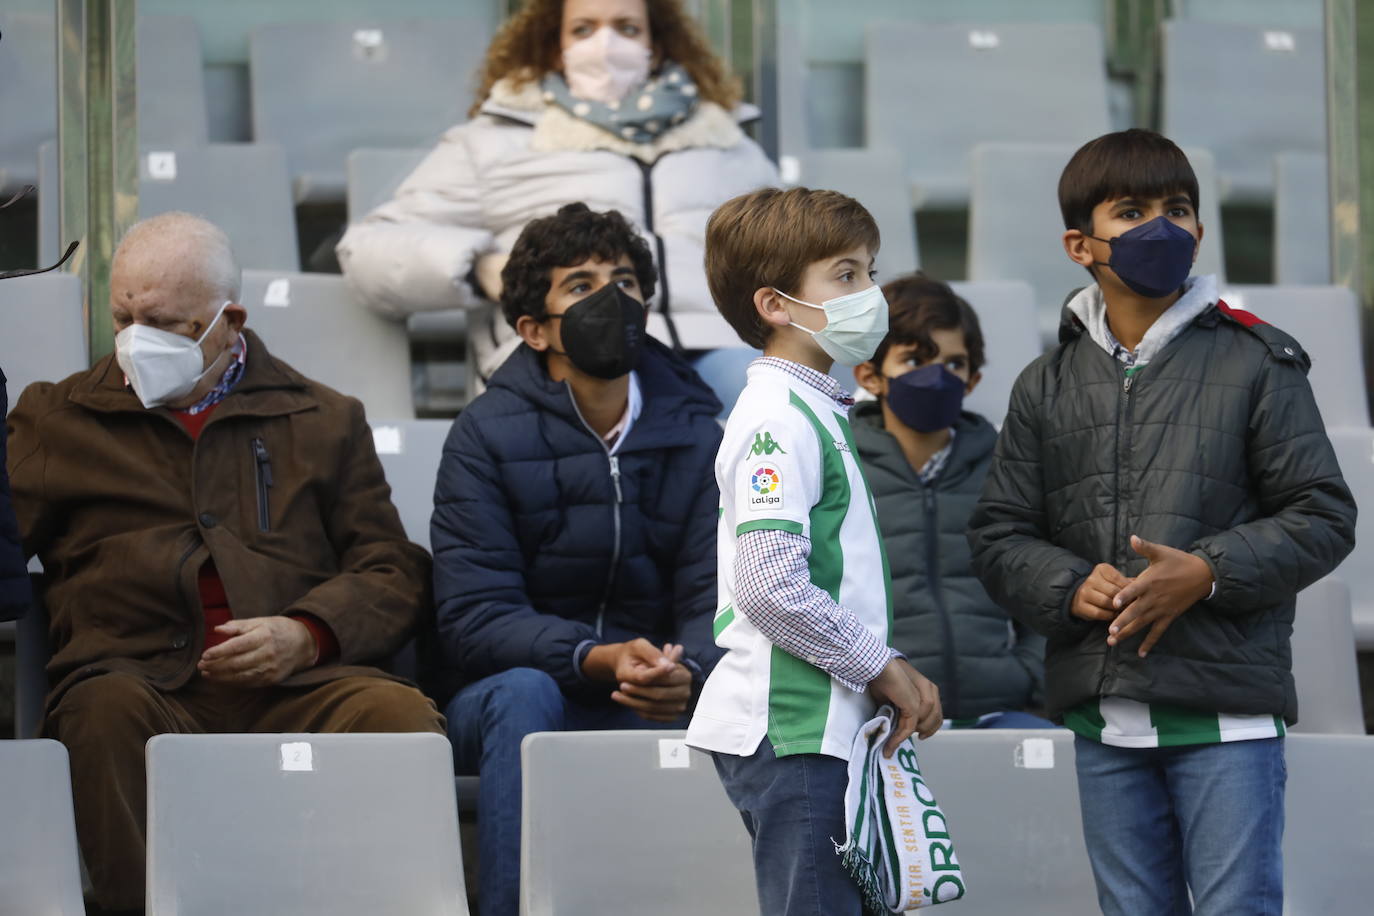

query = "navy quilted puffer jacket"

[{"left": 431, "top": 338, "right": 724, "bottom": 691}]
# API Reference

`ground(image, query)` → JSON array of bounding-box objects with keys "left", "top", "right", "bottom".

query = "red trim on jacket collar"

[{"left": 1216, "top": 299, "right": 1268, "bottom": 328}]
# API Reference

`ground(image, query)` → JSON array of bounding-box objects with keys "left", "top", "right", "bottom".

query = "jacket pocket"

[{"left": 251, "top": 437, "right": 274, "bottom": 533}]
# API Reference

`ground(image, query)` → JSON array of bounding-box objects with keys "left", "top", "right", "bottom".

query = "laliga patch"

[{"left": 747, "top": 465, "right": 784, "bottom": 512}]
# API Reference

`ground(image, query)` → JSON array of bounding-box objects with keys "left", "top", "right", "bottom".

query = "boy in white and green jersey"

[
  {"left": 969, "top": 131, "right": 1356, "bottom": 916},
  {"left": 687, "top": 188, "right": 943, "bottom": 916}
]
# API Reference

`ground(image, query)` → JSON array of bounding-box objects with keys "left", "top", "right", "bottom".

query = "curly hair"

[
  {"left": 500, "top": 203, "right": 658, "bottom": 327},
  {"left": 470, "top": 0, "right": 741, "bottom": 116}
]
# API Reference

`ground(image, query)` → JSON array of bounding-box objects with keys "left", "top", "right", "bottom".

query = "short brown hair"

[
  {"left": 872, "top": 273, "right": 985, "bottom": 374},
  {"left": 705, "top": 187, "right": 880, "bottom": 349},
  {"left": 470, "top": 0, "right": 740, "bottom": 116},
  {"left": 1058, "top": 129, "right": 1200, "bottom": 234}
]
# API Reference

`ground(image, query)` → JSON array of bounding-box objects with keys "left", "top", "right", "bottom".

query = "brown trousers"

[{"left": 45, "top": 671, "right": 446, "bottom": 910}]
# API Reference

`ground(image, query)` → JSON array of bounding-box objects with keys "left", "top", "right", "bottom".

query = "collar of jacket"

[
  {"left": 69, "top": 328, "right": 317, "bottom": 422},
  {"left": 849, "top": 401, "right": 997, "bottom": 487},
  {"left": 486, "top": 335, "right": 721, "bottom": 451},
  {"left": 480, "top": 73, "right": 760, "bottom": 164}
]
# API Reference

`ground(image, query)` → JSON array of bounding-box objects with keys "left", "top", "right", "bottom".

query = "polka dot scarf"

[{"left": 542, "top": 61, "right": 700, "bottom": 145}]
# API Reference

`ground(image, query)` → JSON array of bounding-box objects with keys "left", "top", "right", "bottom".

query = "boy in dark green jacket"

[
  {"left": 969, "top": 129, "right": 1356, "bottom": 915},
  {"left": 852, "top": 273, "right": 1048, "bottom": 726}
]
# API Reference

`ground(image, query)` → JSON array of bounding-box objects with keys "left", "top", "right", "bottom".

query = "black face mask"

[{"left": 548, "top": 283, "right": 647, "bottom": 379}]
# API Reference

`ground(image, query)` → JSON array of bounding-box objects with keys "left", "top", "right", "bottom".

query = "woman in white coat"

[{"left": 337, "top": 0, "right": 778, "bottom": 403}]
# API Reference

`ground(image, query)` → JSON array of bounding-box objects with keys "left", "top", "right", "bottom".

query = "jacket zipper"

[
  {"left": 251, "top": 437, "right": 274, "bottom": 533},
  {"left": 567, "top": 390, "right": 624, "bottom": 636},
  {"left": 1103, "top": 366, "right": 1136, "bottom": 692},
  {"left": 635, "top": 158, "right": 683, "bottom": 351},
  {"left": 922, "top": 485, "right": 960, "bottom": 716}
]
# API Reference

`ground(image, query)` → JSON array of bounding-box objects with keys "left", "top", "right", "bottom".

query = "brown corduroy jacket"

[{"left": 5, "top": 329, "right": 432, "bottom": 716}]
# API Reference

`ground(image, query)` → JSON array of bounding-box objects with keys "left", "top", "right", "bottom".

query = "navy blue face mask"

[
  {"left": 887, "top": 364, "right": 966, "bottom": 433},
  {"left": 1089, "top": 215, "right": 1197, "bottom": 299}
]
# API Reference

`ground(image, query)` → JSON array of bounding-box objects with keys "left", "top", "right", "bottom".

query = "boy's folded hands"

[{"left": 1072, "top": 535, "right": 1216, "bottom": 658}]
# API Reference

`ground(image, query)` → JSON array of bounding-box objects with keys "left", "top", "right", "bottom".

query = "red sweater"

[{"left": 174, "top": 404, "right": 338, "bottom": 662}]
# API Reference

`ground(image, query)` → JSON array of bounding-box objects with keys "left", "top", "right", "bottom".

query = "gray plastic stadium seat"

[
  {"left": 250, "top": 19, "right": 491, "bottom": 203},
  {"left": 0, "top": 740, "right": 85, "bottom": 915},
  {"left": 949, "top": 280, "right": 1041, "bottom": 428},
  {"left": 1289, "top": 577, "right": 1364, "bottom": 734},
  {"left": 1218, "top": 285, "right": 1368, "bottom": 428},
  {"left": 136, "top": 15, "right": 210, "bottom": 148},
  {"left": 897, "top": 729, "right": 1099, "bottom": 914},
  {"left": 0, "top": 273, "right": 87, "bottom": 405},
  {"left": 346, "top": 147, "right": 428, "bottom": 224},
  {"left": 1283, "top": 735, "right": 1374, "bottom": 909},
  {"left": 146, "top": 733, "right": 468, "bottom": 915},
  {"left": 138, "top": 144, "right": 301, "bottom": 272},
  {"left": 369, "top": 419, "right": 451, "bottom": 549},
  {"left": 4, "top": 13, "right": 206, "bottom": 192},
  {"left": 1162, "top": 20, "right": 1325, "bottom": 204},
  {"left": 865, "top": 23, "right": 1110, "bottom": 210},
  {"left": 790, "top": 148, "right": 920, "bottom": 277},
  {"left": 1274, "top": 151, "right": 1331, "bottom": 286},
  {"left": 1327, "top": 427, "right": 1374, "bottom": 648},
  {"left": 240, "top": 270, "right": 413, "bottom": 419},
  {"left": 521, "top": 730, "right": 758, "bottom": 915},
  {"left": 1171, "top": 0, "right": 1323, "bottom": 29},
  {"left": 968, "top": 143, "right": 1225, "bottom": 342},
  {"left": 0, "top": 12, "right": 55, "bottom": 192}
]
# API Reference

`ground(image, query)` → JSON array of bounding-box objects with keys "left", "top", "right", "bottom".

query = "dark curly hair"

[{"left": 500, "top": 203, "right": 658, "bottom": 327}]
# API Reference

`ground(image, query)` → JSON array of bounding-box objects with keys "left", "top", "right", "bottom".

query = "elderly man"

[{"left": 6, "top": 212, "right": 442, "bottom": 914}]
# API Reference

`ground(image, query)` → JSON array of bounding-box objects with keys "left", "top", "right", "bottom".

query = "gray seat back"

[
  {"left": 0, "top": 12, "right": 56, "bottom": 192},
  {"left": 1326, "top": 427, "right": 1374, "bottom": 648},
  {"left": 0, "top": 739, "right": 85, "bottom": 916},
  {"left": 791, "top": 148, "right": 920, "bottom": 277},
  {"left": 136, "top": 15, "right": 209, "bottom": 148},
  {"left": 1220, "top": 284, "right": 1368, "bottom": 428},
  {"left": 865, "top": 23, "right": 1110, "bottom": 209},
  {"left": 1161, "top": 20, "right": 1324, "bottom": 203},
  {"left": 1283, "top": 734, "right": 1374, "bottom": 908},
  {"left": 521, "top": 730, "right": 758, "bottom": 915},
  {"left": 900, "top": 729, "right": 1098, "bottom": 914},
  {"left": 968, "top": 142, "right": 1225, "bottom": 342},
  {"left": 369, "top": 419, "right": 452, "bottom": 549},
  {"left": 1289, "top": 577, "right": 1364, "bottom": 734},
  {"left": 146, "top": 732, "right": 468, "bottom": 915},
  {"left": 137, "top": 144, "right": 300, "bottom": 272},
  {"left": 346, "top": 147, "right": 429, "bottom": 223},
  {"left": 250, "top": 19, "right": 491, "bottom": 202},
  {"left": 240, "top": 270, "right": 414, "bottom": 419},
  {"left": 949, "top": 280, "right": 1041, "bottom": 428},
  {"left": 0, "top": 273, "right": 87, "bottom": 406},
  {"left": 1274, "top": 151, "right": 1331, "bottom": 286}
]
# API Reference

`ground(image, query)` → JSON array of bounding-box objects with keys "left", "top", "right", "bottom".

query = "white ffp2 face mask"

[
  {"left": 774, "top": 284, "right": 890, "bottom": 365},
  {"left": 115, "top": 300, "right": 232, "bottom": 408},
  {"left": 561, "top": 26, "right": 651, "bottom": 103}
]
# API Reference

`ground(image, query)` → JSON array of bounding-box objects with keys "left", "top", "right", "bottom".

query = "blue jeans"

[
  {"left": 1074, "top": 735, "right": 1286, "bottom": 916},
  {"left": 970, "top": 710, "right": 1058, "bottom": 728},
  {"left": 446, "top": 668, "right": 682, "bottom": 916},
  {"left": 711, "top": 741, "right": 862, "bottom": 916}
]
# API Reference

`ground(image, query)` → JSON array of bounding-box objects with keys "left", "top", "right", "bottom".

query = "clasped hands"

[
  {"left": 582, "top": 638, "right": 693, "bottom": 723},
  {"left": 1071, "top": 535, "right": 1215, "bottom": 657}
]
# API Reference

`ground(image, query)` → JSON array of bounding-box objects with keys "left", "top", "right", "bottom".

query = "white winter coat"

[{"left": 336, "top": 76, "right": 780, "bottom": 379}]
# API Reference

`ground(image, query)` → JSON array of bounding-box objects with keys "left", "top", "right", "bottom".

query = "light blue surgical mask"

[{"left": 773, "top": 284, "right": 890, "bottom": 365}]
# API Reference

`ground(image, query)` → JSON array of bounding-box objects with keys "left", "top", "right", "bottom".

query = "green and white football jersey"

[
  {"left": 1064, "top": 696, "right": 1285, "bottom": 748},
  {"left": 686, "top": 362, "right": 893, "bottom": 761}
]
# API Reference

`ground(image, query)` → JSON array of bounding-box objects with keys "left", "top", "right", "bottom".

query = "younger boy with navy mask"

[
  {"left": 969, "top": 129, "right": 1356, "bottom": 914},
  {"left": 852, "top": 273, "right": 1049, "bottom": 728}
]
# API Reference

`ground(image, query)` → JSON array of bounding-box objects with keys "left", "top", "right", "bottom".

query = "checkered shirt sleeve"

[{"left": 733, "top": 527, "right": 895, "bottom": 693}]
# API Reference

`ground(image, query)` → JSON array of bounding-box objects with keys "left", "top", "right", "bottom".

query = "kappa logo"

[
  {"left": 750, "top": 432, "right": 786, "bottom": 457},
  {"left": 747, "top": 465, "right": 783, "bottom": 510},
  {"left": 833, "top": 440, "right": 851, "bottom": 453}
]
